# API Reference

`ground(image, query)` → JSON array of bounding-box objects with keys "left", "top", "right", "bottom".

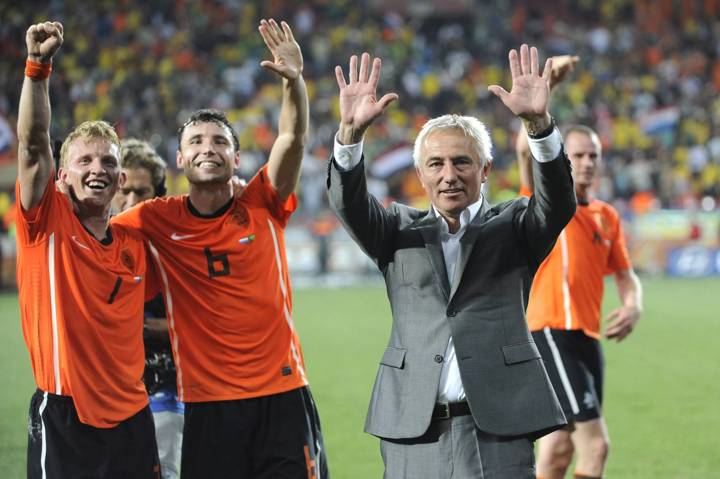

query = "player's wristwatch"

[{"left": 526, "top": 116, "right": 556, "bottom": 139}]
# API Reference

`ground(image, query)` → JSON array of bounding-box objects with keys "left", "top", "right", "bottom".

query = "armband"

[{"left": 25, "top": 59, "right": 52, "bottom": 81}]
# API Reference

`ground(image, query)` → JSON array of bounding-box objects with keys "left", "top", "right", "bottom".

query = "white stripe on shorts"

[
  {"left": 38, "top": 392, "right": 49, "bottom": 479},
  {"left": 543, "top": 327, "right": 580, "bottom": 415}
]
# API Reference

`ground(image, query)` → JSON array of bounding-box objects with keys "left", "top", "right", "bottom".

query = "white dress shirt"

[
  {"left": 433, "top": 200, "right": 482, "bottom": 402},
  {"left": 333, "top": 127, "right": 563, "bottom": 403}
]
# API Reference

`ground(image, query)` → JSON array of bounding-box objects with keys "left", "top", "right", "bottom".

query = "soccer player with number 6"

[{"left": 112, "top": 18, "right": 328, "bottom": 478}]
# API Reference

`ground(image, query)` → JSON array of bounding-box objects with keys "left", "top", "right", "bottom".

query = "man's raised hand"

[
  {"left": 259, "top": 19, "right": 302, "bottom": 80},
  {"left": 549, "top": 54, "right": 580, "bottom": 91},
  {"left": 335, "top": 53, "right": 398, "bottom": 145},
  {"left": 488, "top": 44, "right": 552, "bottom": 125},
  {"left": 26, "top": 21, "right": 63, "bottom": 63}
]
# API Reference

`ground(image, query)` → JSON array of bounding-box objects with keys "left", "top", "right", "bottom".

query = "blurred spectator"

[{"left": 0, "top": 0, "right": 719, "bottom": 217}]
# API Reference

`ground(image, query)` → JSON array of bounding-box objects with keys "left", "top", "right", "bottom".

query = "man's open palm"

[
  {"left": 335, "top": 53, "right": 398, "bottom": 144},
  {"left": 488, "top": 44, "right": 552, "bottom": 120},
  {"left": 259, "top": 19, "right": 302, "bottom": 80}
]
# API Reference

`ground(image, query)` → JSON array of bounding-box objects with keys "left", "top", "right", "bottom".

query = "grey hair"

[{"left": 413, "top": 114, "right": 493, "bottom": 167}]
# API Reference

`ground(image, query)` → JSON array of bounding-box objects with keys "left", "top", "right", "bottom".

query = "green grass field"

[{"left": 1, "top": 277, "right": 719, "bottom": 478}]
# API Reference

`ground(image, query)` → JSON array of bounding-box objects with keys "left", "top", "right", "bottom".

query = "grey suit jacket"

[{"left": 326, "top": 150, "right": 576, "bottom": 440}]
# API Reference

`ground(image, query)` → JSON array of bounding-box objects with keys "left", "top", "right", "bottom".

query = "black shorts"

[
  {"left": 27, "top": 389, "right": 160, "bottom": 479},
  {"left": 532, "top": 328, "right": 605, "bottom": 423},
  {"left": 181, "top": 386, "right": 329, "bottom": 479}
]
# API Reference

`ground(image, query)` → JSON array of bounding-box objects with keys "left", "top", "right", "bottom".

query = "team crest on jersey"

[
  {"left": 230, "top": 205, "right": 249, "bottom": 226},
  {"left": 593, "top": 212, "right": 608, "bottom": 232},
  {"left": 121, "top": 249, "right": 135, "bottom": 270}
]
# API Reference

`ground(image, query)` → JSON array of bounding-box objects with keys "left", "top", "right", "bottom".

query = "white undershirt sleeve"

[
  {"left": 527, "top": 127, "right": 562, "bottom": 163},
  {"left": 332, "top": 132, "right": 364, "bottom": 171}
]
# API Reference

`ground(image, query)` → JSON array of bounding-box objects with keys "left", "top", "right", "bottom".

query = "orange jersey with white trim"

[
  {"left": 525, "top": 199, "right": 631, "bottom": 338},
  {"left": 15, "top": 177, "right": 148, "bottom": 428},
  {"left": 112, "top": 166, "right": 306, "bottom": 403}
]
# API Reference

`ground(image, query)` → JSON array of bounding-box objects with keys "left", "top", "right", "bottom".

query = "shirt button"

[
  {"left": 447, "top": 310, "right": 457, "bottom": 317},
  {"left": 434, "top": 355, "right": 444, "bottom": 363}
]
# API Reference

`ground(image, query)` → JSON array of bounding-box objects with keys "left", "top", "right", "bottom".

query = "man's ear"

[
  {"left": 233, "top": 151, "right": 241, "bottom": 169},
  {"left": 118, "top": 170, "right": 127, "bottom": 188},
  {"left": 481, "top": 161, "right": 493, "bottom": 183},
  {"left": 415, "top": 165, "right": 429, "bottom": 192},
  {"left": 176, "top": 150, "right": 183, "bottom": 169},
  {"left": 55, "top": 172, "right": 79, "bottom": 211}
]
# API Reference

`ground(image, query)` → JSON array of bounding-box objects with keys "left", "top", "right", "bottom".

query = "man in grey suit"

[{"left": 326, "top": 44, "right": 576, "bottom": 478}]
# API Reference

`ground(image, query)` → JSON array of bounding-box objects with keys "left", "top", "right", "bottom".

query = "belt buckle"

[{"left": 436, "top": 402, "right": 451, "bottom": 419}]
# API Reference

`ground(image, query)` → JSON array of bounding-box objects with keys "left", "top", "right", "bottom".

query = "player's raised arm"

[
  {"left": 17, "top": 21, "right": 63, "bottom": 210},
  {"left": 258, "top": 19, "right": 308, "bottom": 201}
]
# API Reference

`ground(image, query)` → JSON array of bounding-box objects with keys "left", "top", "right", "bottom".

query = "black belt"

[{"left": 432, "top": 401, "right": 471, "bottom": 419}]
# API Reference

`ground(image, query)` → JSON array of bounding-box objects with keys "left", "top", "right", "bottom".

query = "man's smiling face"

[
  {"left": 416, "top": 128, "right": 490, "bottom": 221},
  {"left": 59, "top": 136, "right": 124, "bottom": 209},
  {"left": 177, "top": 121, "right": 240, "bottom": 186}
]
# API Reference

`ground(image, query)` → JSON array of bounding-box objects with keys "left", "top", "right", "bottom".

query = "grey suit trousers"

[{"left": 380, "top": 416, "right": 535, "bottom": 479}]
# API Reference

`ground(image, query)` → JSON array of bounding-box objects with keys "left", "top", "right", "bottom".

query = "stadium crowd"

[
  {"left": 2, "top": 2, "right": 718, "bottom": 477},
  {"left": 1, "top": 0, "right": 719, "bottom": 224}
]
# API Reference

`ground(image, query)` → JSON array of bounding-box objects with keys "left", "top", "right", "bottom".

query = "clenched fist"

[{"left": 26, "top": 21, "right": 63, "bottom": 64}]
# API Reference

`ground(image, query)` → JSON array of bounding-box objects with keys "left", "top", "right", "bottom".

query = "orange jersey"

[
  {"left": 112, "top": 166, "right": 306, "bottom": 403},
  {"left": 525, "top": 198, "right": 631, "bottom": 338},
  {"left": 15, "top": 177, "right": 148, "bottom": 428}
]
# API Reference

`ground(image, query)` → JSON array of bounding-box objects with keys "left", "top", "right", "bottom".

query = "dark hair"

[
  {"left": 177, "top": 109, "right": 240, "bottom": 152},
  {"left": 52, "top": 138, "right": 63, "bottom": 175},
  {"left": 120, "top": 138, "right": 168, "bottom": 197}
]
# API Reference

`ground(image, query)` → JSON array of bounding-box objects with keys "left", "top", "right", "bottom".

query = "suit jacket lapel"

[
  {"left": 449, "top": 200, "right": 492, "bottom": 299},
  {"left": 416, "top": 211, "right": 451, "bottom": 301}
]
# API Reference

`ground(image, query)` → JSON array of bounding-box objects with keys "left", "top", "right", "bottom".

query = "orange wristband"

[{"left": 25, "top": 59, "right": 52, "bottom": 80}]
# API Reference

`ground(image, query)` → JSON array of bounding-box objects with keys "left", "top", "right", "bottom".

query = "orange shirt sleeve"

[
  {"left": 15, "top": 176, "right": 63, "bottom": 245},
  {"left": 111, "top": 201, "right": 146, "bottom": 233},
  {"left": 243, "top": 165, "right": 297, "bottom": 227}
]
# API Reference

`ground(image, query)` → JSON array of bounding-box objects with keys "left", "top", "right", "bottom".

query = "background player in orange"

[
  {"left": 16, "top": 21, "right": 159, "bottom": 478},
  {"left": 517, "top": 58, "right": 643, "bottom": 479},
  {"left": 112, "top": 19, "right": 328, "bottom": 478},
  {"left": 113, "top": 138, "right": 168, "bottom": 212},
  {"left": 113, "top": 138, "right": 184, "bottom": 479}
]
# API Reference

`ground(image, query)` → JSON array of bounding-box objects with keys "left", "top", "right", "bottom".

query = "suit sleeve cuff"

[
  {"left": 528, "top": 127, "right": 562, "bottom": 163},
  {"left": 333, "top": 132, "right": 364, "bottom": 171}
]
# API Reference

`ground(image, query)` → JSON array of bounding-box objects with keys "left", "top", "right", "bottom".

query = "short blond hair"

[
  {"left": 59, "top": 120, "right": 121, "bottom": 167},
  {"left": 120, "top": 138, "right": 167, "bottom": 187}
]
